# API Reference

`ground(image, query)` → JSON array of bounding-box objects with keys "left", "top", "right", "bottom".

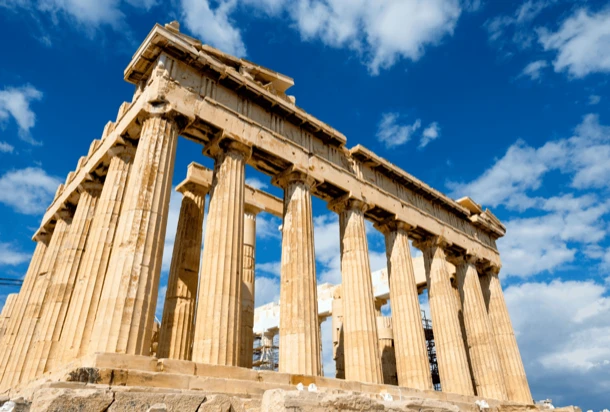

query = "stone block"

[
  {"left": 256, "top": 370, "right": 290, "bottom": 386},
  {"left": 108, "top": 392, "right": 206, "bottom": 412},
  {"left": 30, "top": 388, "right": 114, "bottom": 412},
  {"left": 157, "top": 359, "right": 196, "bottom": 375},
  {"left": 194, "top": 363, "right": 258, "bottom": 381},
  {"left": 93, "top": 353, "right": 158, "bottom": 372},
  {"left": 197, "top": 394, "right": 245, "bottom": 412}
]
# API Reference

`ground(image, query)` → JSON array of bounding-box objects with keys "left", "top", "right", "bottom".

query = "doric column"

[
  {"left": 414, "top": 237, "right": 474, "bottom": 396},
  {"left": 59, "top": 146, "right": 135, "bottom": 362},
  {"left": 24, "top": 182, "right": 101, "bottom": 380},
  {"left": 239, "top": 204, "right": 259, "bottom": 368},
  {"left": 332, "top": 287, "right": 345, "bottom": 379},
  {"left": 274, "top": 169, "right": 321, "bottom": 376},
  {"left": 329, "top": 196, "right": 382, "bottom": 384},
  {"left": 455, "top": 257, "right": 507, "bottom": 400},
  {"left": 91, "top": 114, "right": 178, "bottom": 355},
  {"left": 157, "top": 180, "right": 208, "bottom": 360},
  {"left": 480, "top": 269, "right": 532, "bottom": 404},
  {"left": 376, "top": 220, "right": 432, "bottom": 390},
  {"left": 2, "top": 213, "right": 72, "bottom": 389},
  {"left": 377, "top": 316, "right": 398, "bottom": 385},
  {"left": 0, "top": 239, "right": 48, "bottom": 387},
  {"left": 192, "top": 135, "right": 251, "bottom": 366},
  {"left": 0, "top": 294, "right": 18, "bottom": 341}
]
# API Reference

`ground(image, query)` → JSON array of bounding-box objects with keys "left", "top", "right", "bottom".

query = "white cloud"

[
  {"left": 256, "top": 214, "right": 282, "bottom": 240},
  {"left": 0, "top": 142, "right": 14, "bottom": 153},
  {"left": 257, "top": 261, "right": 281, "bottom": 277},
  {"left": 179, "top": 0, "right": 464, "bottom": 74},
  {"left": 0, "top": 167, "right": 62, "bottom": 215},
  {"left": 254, "top": 276, "right": 279, "bottom": 306},
  {"left": 588, "top": 95, "right": 601, "bottom": 105},
  {"left": 520, "top": 59, "right": 548, "bottom": 80},
  {"left": 376, "top": 112, "right": 421, "bottom": 148},
  {"left": 499, "top": 195, "right": 609, "bottom": 277},
  {"left": 419, "top": 122, "right": 441, "bottom": 148},
  {"left": 1, "top": 0, "right": 157, "bottom": 29},
  {"left": 506, "top": 279, "right": 610, "bottom": 409},
  {"left": 180, "top": 0, "right": 247, "bottom": 57},
  {"left": 161, "top": 189, "right": 184, "bottom": 272},
  {"left": 0, "top": 85, "right": 43, "bottom": 145},
  {"left": 449, "top": 114, "right": 610, "bottom": 278},
  {"left": 0, "top": 241, "right": 31, "bottom": 266},
  {"left": 290, "top": 0, "right": 462, "bottom": 74},
  {"left": 538, "top": 7, "right": 610, "bottom": 78},
  {"left": 245, "top": 177, "right": 268, "bottom": 190},
  {"left": 484, "top": 0, "right": 553, "bottom": 50}
]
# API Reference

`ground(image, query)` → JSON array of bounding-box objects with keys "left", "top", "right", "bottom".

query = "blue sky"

[{"left": 0, "top": 0, "right": 609, "bottom": 409}]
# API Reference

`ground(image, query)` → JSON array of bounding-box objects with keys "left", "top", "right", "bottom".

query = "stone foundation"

[{"left": 0, "top": 354, "right": 581, "bottom": 411}]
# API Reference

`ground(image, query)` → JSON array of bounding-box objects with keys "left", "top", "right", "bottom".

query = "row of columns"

[
  {"left": 0, "top": 108, "right": 531, "bottom": 405},
  {"left": 0, "top": 114, "right": 175, "bottom": 389}
]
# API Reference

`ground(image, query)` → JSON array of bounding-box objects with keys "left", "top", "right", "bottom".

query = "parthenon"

[{"left": 0, "top": 21, "right": 551, "bottom": 411}]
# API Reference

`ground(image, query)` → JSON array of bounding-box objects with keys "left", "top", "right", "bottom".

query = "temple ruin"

[{"left": 0, "top": 21, "right": 567, "bottom": 411}]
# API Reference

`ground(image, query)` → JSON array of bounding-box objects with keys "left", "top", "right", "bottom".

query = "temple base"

[{"left": 1, "top": 354, "right": 580, "bottom": 411}]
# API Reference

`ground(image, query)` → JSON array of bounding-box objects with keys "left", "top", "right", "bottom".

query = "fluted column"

[
  {"left": 91, "top": 114, "right": 178, "bottom": 355},
  {"left": 377, "top": 221, "right": 432, "bottom": 390},
  {"left": 0, "top": 294, "right": 18, "bottom": 341},
  {"left": 239, "top": 205, "right": 259, "bottom": 368},
  {"left": 480, "top": 269, "right": 532, "bottom": 404},
  {"left": 60, "top": 146, "right": 135, "bottom": 362},
  {"left": 192, "top": 137, "right": 251, "bottom": 366},
  {"left": 24, "top": 182, "right": 101, "bottom": 380},
  {"left": 456, "top": 257, "right": 507, "bottom": 400},
  {"left": 157, "top": 181, "right": 207, "bottom": 360},
  {"left": 332, "top": 287, "right": 345, "bottom": 379},
  {"left": 329, "top": 196, "right": 382, "bottom": 384},
  {"left": 0, "top": 239, "right": 48, "bottom": 386},
  {"left": 274, "top": 170, "right": 320, "bottom": 376},
  {"left": 2, "top": 213, "right": 72, "bottom": 389},
  {"left": 414, "top": 237, "right": 474, "bottom": 396},
  {"left": 377, "top": 316, "right": 398, "bottom": 385}
]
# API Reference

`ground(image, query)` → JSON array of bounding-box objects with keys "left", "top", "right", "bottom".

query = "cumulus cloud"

[
  {"left": 181, "top": 0, "right": 247, "bottom": 57},
  {"left": 245, "top": 177, "right": 268, "bottom": 190},
  {"left": 520, "top": 59, "right": 548, "bottom": 80},
  {"left": 448, "top": 114, "right": 610, "bottom": 278},
  {"left": 419, "top": 122, "right": 441, "bottom": 149},
  {"left": 0, "top": 85, "right": 43, "bottom": 145},
  {"left": 538, "top": 7, "right": 610, "bottom": 78},
  {"left": 0, "top": 167, "right": 62, "bottom": 215},
  {"left": 254, "top": 276, "right": 279, "bottom": 306},
  {"left": 506, "top": 279, "right": 610, "bottom": 410},
  {"left": 0, "top": 241, "right": 31, "bottom": 266},
  {"left": 376, "top": 112, "right": 421, "bottom": 148},
  {"left": 180, "top": 0, "right": 464, "bottom": 74},
  {"left": 161, "top": 189, "right": 184, "bottom": 272}
]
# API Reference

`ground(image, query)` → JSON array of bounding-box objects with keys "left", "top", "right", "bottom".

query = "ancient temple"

[{"left": 0, "top": 21, "right": 563, "bottom": 411}]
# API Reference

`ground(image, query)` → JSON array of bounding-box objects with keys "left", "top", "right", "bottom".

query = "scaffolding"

[
  {"left": 422, "top": 310, "right": 441, "bottom": 391},
  {"left": 252, "top": 333, "right": 279, "bottom": 371}
]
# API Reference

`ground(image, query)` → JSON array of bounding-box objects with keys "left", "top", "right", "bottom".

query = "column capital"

[
  {"left": 108, "top": 144, "right": 137, "bottom": 162},
  {"left": 244, "top": 203, "right": 263, "bottom": 216},
  {"left": 271, "top": 166, "right": 317, "bottom": 190},
  {"left": 448, "top": 252, "right": 479, "bottom": 267},
  {"left": 176, "top": 181, "right": 209, "bottom": 197},
  {"left": 54, "top": 207, "right": 74, "bottom": 223},
  {"left": 412, "top": 235, "right": 451, "bottom": 252},
  {"left": 373, "top": 217, "right": 415, "bottom": 235},
  {"left": 78, "top": 180, "right": 103, "bottom": 196},
  {"left": 327, "top": 193, "right": 371, "bottom": 214},
  {"left": 203, "top": 130, "right": 252, "bottom": 161}
]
